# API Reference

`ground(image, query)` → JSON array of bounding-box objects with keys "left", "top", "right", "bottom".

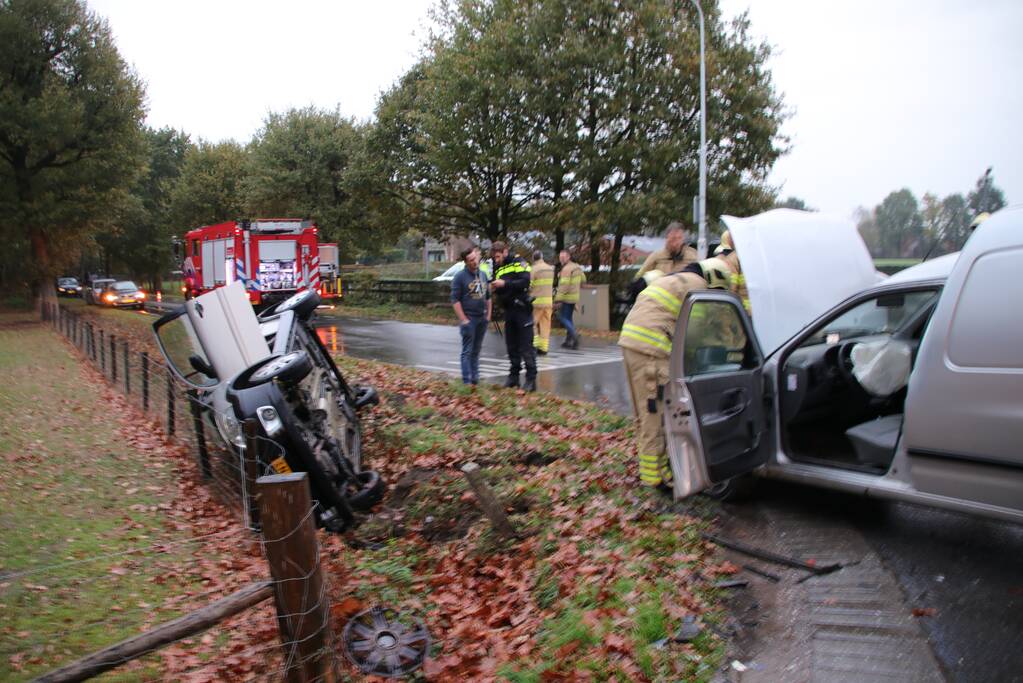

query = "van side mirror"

[{"left": 189, "top": 354, "right": 218, "bottom": 379}]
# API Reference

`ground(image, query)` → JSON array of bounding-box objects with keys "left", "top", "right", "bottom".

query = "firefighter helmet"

[
  {"left": 969, "top": 212, "right": 991, "bottom": 231},
  {"left": 698, "top": 257, "right": 733, "bottom": 289}
]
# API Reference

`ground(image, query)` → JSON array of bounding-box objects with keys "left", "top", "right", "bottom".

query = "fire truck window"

[{"left": 191, "top": 240, "right": 200, "bottom": 258}]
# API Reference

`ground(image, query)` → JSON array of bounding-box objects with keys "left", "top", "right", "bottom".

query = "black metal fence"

[
  {"left": 39, "top": 301, "right": 271, "bottom": 522},
  {"left": 341, "top": 278, "right": 451, "bottom": 306}
]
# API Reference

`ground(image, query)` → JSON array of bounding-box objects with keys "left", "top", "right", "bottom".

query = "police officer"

[
  {"left": 618, "top": 251, "right": 740, "bottom": 488},
  {"left": 491, "top": 241, "right": 538, "bottom": 392},
  {"left": 530, "top": 250, "right": 555, "bottom": 355}
]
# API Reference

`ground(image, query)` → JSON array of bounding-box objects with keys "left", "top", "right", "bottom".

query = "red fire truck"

[{"left": 181, "top": 219, "right": 322, "bottom": 306}]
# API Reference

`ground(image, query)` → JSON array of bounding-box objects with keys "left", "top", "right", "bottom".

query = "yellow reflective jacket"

[
  {"left": 555, "top": 261, "right": 586, "bottom": 303},
  {"left": 636, "top": 246, "right": 698, "bottom": 278},
  {"left": 530, "top": 260, "right": 555, "bottom": 307},
  {"left": 618, "top": 271, "right": 709, "bottom": 358}
]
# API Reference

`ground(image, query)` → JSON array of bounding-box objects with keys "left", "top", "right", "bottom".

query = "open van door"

[{"left": 664, "top": 291, "right": 772, "bottom": 498}]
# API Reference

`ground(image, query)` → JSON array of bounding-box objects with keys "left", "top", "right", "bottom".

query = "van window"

[{"left": 947, "top": 248, "right": 1023, "bottom": 368}]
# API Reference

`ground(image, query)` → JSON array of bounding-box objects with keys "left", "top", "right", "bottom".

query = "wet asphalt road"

[
  {"left": 313, "top": 314, "right": 633, "bottom": 415},
  {"left": 316, "top": 314, "right": 1023, "bottom": 683}
]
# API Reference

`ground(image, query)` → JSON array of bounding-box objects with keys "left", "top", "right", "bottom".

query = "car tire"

[
  {"left": 262, "top": 289, "right": 321, "bottom": 321},
  {"left": 703, "top": 474, "right": 757, "bottom": 502},
  {"left": 247, "top": 351, "right": 314, "bottom": 387},
  {"left": 346, "top": 470, "right": 385, "bottom": 510}
]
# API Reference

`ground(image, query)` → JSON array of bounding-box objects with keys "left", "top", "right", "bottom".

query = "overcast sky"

[{"left": 88, "top": 0, "right": 1022, "bottom": 217}]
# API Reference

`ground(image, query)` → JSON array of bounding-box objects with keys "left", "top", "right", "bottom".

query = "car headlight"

[{"left": 214, "top": 410, "right": 246, "bottom": 448}]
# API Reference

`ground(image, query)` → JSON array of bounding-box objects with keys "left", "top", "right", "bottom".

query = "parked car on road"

[
  {"left": 99, "top": 281, "right": 147, "bottom": 309},
  {"left": 55, "top": 277, "right": 82, "bottom": 297},
  {"left": 84, "top": 278, "right": 115, "bottom": 305},
  {"left": 666, "top": 208, "right": 1023, "bottom": 525}
]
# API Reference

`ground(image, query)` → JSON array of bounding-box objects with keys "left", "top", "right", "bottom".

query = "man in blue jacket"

[
  {"left": 451, "top": 248, "right": 492, "bottom": 385},
  {"left": 490, "top": 241, "right": 537, "bottom": 391}
]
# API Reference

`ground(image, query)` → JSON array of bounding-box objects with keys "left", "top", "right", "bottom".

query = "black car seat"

[{"left": 845, "top": 414, "right": 903, "bottom": 468}]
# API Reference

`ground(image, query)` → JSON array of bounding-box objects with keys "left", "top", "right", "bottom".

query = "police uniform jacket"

[{"left": 493, "top": 254, "right": 532, "bottom": 308}]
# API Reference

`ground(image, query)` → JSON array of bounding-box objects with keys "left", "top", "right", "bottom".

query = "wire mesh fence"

[{"left": 10, "top": 302, "right": 348, "bottom": 681}]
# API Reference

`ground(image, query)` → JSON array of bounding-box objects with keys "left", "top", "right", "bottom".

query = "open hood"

[{"left": 722, "top": 209, "right": 878, "bottom": 354}]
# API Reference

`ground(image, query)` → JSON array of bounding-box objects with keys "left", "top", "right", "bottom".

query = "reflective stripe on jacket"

[
  {"left": 530, "top": 260, "right": 555, "bottom": 307},
  {"left": 617, "top": 271, "right": 708, "bottom": 358},
  {"left": 555, "top": 261, "right": 585, "bottom": 303}
]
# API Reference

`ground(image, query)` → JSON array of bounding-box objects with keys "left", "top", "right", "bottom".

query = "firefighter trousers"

[
  {"left": 504, "top": 306, "right": 537, "bottom": 382},
  {"left": 623, "top": 347, "right": 672, "bottom": 486},
  {"left": 533, "top": 306, "right": 552, "bottom": 352}
]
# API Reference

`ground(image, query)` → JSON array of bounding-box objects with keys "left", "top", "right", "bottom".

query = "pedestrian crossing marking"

[{"left": 415, "top": 345, "right": 622, "bottom": 380}]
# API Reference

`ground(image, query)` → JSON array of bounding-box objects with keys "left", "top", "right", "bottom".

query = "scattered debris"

[
  {"left": 742, "top": 564, "right": 781, "bottom": 583},
  {"left": 673, "top": 614, "right": 703, "bottom": 643},
  {"left": 342, "top": 605, "right": 430, "bottom": 678},
  {"left": 702, "top": 532, "right": 844, "bottom": 576},
  {"left": 912, "top": 607, "right": 937, "bottom": 618}
]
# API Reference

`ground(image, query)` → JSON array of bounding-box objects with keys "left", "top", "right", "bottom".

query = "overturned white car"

[{"left": 153, "top": 283, "right": 382, "bottom": 531}]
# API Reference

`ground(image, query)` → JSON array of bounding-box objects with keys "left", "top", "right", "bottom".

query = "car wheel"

[
  {"left": 248, "top": 351, "right": 313, "bottom": 386},
  {"left": 262, "top": 289, "right": 321, "bottom": 321},
  {"left": 703, "top": 474, "right": 757, "bottom": 502},
  {"left": 345, "top": 470, "right": 385, "bottom": 510}
]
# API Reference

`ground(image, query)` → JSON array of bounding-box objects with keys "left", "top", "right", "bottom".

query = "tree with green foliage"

[
  {"left": 966, "top": 168, "right": 1007, "bottom": 216},
  {"left": 775, "top": 196, "right": 814, "bottom": 211},
  {"left": 168, "top": 141, "right": 250, "bottom": 230},
  {"left": 374, "top": 0, "right": 786, "bottom": 281},
  {"left": 0, "top": 0, "right": 146, "bottom": 294},
  {"left": 246, "top": 107, "right": 386, "bottom": 255},
  {"left": 875, "top": 189, "right": 924, "bottom": 257},
  {"left": 99, "top": 127, "right": 190, "bottom": 290}
]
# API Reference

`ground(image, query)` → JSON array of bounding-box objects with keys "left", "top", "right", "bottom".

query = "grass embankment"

[
  {"left": 0, "top": 310, "right": 273, "bottom": 681},
  {"left": 328, "top": 357, "right": 732, "bottom": 681}
]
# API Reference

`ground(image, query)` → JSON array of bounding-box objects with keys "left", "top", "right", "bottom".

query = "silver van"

[{"left": 665, "top": 207, "right": 1023, "bottom": 524}]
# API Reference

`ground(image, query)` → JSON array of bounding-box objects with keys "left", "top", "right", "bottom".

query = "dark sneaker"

[
  {"left": 504, "top": 375, "right": 520, "bottom": 388},
  {"left": 523, "top": 378, "right": 537, "bottom": 392}
]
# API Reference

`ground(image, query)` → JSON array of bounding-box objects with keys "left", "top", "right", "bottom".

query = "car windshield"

[
  {"left": 113, "top": 281, "right": 138, "bottom": 292},
  {"left": 58, "top": 278, "right": 78, "bottom": 286},
  {"left": 93, "top": 280, "right": 114, "bottom": 288},
  {"left": 800, "top": 290, "right": 939, "bottom": 347}
]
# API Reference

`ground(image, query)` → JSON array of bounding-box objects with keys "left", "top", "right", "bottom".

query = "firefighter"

[
  {"left": 619, "top": 251, "right": 740, "bottom": 488},
  {"left": 554, "top": 249, "right": 586, "bottom": 349},
  {"left": 710, "top": 230, "right": 749, "bottom": 313},
  {"left": 491, "top": 241, "right": 538, "bottom": 391},
  {"left": 530, "top": 250, "right": 555, "bottom": 355},
  {"left": 636, "top": 222, "right": 698, "bottom": 279}
]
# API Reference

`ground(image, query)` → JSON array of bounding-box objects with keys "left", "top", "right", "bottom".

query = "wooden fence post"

[
  {"left": 258, "top": 473, "right": 335, "bottom": 683},
  {"left": 141, "top": 352, "right": 150, "bottom": 412},
  {"left": 461, "top": 462, "right": 519, "bottom": 538},
  {"left": 189, "top": 391, "right": 211, "bottom": 479},
  {"left": 243, "top": 420, "right": 263, "bottom": 531},
  {"left": 99, "top": 329, "right": 105, "bottom": 372}
]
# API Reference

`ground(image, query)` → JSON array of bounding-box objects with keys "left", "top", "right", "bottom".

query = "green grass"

[{"left": 0, "top": 312, "right": 207, "bottom": 680}]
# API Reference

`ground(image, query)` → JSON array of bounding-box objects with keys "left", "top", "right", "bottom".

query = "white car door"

[{"left": 663, "top": 290, "right": 772, "bottom": 498}]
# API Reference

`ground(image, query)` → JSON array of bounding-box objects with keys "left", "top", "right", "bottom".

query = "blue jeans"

[
  {"left": 558, "top": 303, "right": 577, "bottom": 339},
  {"left": 459, "top": 317, "right": 488, "bottom": 384}
]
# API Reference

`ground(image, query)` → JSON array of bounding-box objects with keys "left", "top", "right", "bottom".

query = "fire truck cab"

[{"left": 182, "top": 219, "right": 321, "bottom": 307}]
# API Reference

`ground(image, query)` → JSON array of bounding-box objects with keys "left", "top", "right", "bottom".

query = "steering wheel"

[{"left": 835, "top": 341, "right": 861, "bottom": 388}]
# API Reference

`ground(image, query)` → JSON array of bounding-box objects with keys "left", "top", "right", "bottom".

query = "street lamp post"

[{"left": 692, "top": 0, "right": 708, "bottom": 258}]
